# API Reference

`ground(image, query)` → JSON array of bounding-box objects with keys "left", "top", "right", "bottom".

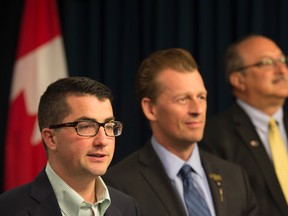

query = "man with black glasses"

[
  {"left": 0, "top": 77, "right": 140, "bottom": 216},
  {"left": 202, "top": 35, "right": 288, "bottom": 216}
]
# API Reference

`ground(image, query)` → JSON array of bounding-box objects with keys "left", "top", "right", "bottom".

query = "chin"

[
  {"left": 88, "top": 166, "right": 108, "bottom": 177},
  {"left": 91, "top": 170, "right": 106, "bottom": 177}
]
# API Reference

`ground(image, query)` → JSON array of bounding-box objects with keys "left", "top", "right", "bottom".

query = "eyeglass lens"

[{"left": 76, "top": 121, "right": 122, "bottom": 137}]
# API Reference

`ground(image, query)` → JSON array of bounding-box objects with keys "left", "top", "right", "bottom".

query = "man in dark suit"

[
  {"left": 0, "top": 77, "right": 140, "bottom": 216},
  {"left": 202, "top": 35, "right": 288, "bottom": 216},
  {"left": 104, "top": 48, "right": 259, "bottom": 216}
]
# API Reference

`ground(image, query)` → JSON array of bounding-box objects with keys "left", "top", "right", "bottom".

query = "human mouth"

[
  {"left": 272, "top": 75, "right": 288, "bottom": 84},
  {"left": 186, "top": 120, "right": 203, "bottom": 128},
  {"left": 87, "top": 153, "right": 108, "bottom": 162}
]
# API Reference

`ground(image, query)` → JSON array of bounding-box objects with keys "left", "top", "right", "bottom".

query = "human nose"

[
  {"left": 274, "top": 60, "right": 288, "bottom": 74},
  {"left": 188, "top": 98, "right": 205, "bottom": 114},
  {"left": 93, "top": 127, "right": 109, "bottom": 146}
]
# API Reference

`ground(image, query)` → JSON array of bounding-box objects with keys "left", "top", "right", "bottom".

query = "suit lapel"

[
  {"left": 284, "top": 111, "right": 288, "bottom": 140},
  {"left": 139, "top": 143, "right": 187, "bottom": 216},
  {"left": 232, "top": 106, "right": 275, "bottom": 176},
  {"left": 28, "top": 169, "right": 62, "bottom": 216},
  {"left": 105, "top": 205, "right": 121, "bottom": 216},
  {"left": 200, "top": 151, "right": 227, "bottom": 216},
  {"left": 232, "top": 104, "right": 287, "bottom": 212},
  {"left": 30, "top": 170, "right": 124, "bottom": 216}
]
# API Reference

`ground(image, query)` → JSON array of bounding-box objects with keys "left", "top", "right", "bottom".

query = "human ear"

[
  {"left": 141, "top": 97, "right": 157, "bottom": 121},
  {"left": 229, "top": 72, "right": 246, "bottom": 91},
  {"left": 41, "top": 128, "right": 57, "bottom": 151}
]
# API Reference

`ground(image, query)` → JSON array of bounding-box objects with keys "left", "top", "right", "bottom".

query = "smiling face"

[
  {"left": 42, "top": 94, "right": 115, "bottom": 182},
  {"left": 142, "top": 69, "right": 207, "bottom": 160}
]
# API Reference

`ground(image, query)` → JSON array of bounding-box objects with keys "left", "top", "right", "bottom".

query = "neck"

[
  {"left": 157, "top": 138, "right": 196, "bottom": 161},
  {"left": 49, "top": 161, "right": 97, "bottom": 203},
  {"left": 72, "top": 179, "right": 97, "bottom": 203},
  {"left": 237, "top": 96, "right": 284, "bottom": 116}
]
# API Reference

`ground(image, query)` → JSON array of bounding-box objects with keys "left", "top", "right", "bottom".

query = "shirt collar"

[
  {"left": 237, "top": 99, "right": 283, "bottom": 131},
  {"left": 151, "top": 136, "right": 205, "bottom": 180},
  {"left": 46, "top": 163, "right": 111, "bottom": 216}
]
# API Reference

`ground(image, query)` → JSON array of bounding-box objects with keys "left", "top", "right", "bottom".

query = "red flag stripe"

[
  {"left": 5, "top": 0, "right": 67, "bottom": 190},
  {"left": 17, "top": 0, "right": 60, "bottom": 59}
]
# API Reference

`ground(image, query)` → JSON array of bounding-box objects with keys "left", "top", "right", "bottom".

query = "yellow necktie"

[{"left": 268, "top": 118, "right": 288, "bottom": 203}]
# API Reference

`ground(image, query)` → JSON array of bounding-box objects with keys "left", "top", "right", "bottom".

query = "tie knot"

[
  {"left": 269, "top": 118, "right": 277, "bottom": 128},
  {"left": 179, "top": 164, "right": 192, "bottom": 181}
]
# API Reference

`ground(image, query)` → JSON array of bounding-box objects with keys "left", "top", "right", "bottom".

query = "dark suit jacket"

[
  {"left": 202, "top": 103, "right": 288, "bottom": 216},
  {"left": 0, "top": 169, "right": 140, "bottom": 216},
  {"left": 103, "top": 141, "right": 259, "bottom": 216}
]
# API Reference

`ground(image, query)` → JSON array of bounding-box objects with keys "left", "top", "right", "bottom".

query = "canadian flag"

[{"left": 4, "top": 0, "right": 68, "bottom": 190}]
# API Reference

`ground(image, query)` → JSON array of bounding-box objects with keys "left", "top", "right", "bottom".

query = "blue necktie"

[{"left": 179, "top": 164, "right": 211, "bottom": 216}]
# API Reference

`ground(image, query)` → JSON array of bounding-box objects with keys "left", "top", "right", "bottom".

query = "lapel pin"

[
  {"left": 250, "top": 140, "right": 259, "bottom": 147},
  {"left": 209, "top": 173, "right": 223, "bottom": 202}
]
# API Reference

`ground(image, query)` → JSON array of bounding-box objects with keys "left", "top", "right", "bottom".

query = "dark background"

[{"left": 1, "top": 0, "right": 288, "bottom": 193}]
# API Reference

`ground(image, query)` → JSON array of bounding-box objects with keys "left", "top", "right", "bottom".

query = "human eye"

[
  {"left": 104, "top": 122, "right": 117, "bottom": 136},
  {"left": 198, "top": 93, "right": 207, "bottom": 102},
  {"left": 279, "top": 56, "right": 287, "bottom": 64},
  {"left": 258, "top": 58, "right": 273, "bottom": 67},
  {"left": 105, "top": 122, "right": 114, "bottom": 131},
  {"left": 199, "top": 94, "right": 207, "bottom": 100},
  {"left": 176, "top": 96, "right": 189, "bottom": 104},
  {"left": 78, "top": 121, "right": 95, "bottom": 130}
]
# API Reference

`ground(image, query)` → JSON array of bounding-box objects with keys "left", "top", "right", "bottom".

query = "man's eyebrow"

[
  {"left": 74, "top": 117, "right": 94, "bottom": 121},
  {"left": 105, "top": 117, "right": 115, "bottom": 122},
  {"left": 74, "top": 116, "right": 115, "bottom": 123}
]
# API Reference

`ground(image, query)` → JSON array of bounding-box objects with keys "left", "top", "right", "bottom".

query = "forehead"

[
  {"left": 157, "top": 68, "right": 207, "bottom": 94},
  {"left": 66, "top": 94, "right": 113, "bottom": 119},
  {"left": 237, "top": 37, "right": 283, "bottom": 60}
]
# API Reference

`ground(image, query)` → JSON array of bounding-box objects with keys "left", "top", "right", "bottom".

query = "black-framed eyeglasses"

[
  {"left": 236, "top": 56, "right": 288, "bottom": 71},
  {"left": 48, "top": 120, "right": 123, "bottom": 137}
]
